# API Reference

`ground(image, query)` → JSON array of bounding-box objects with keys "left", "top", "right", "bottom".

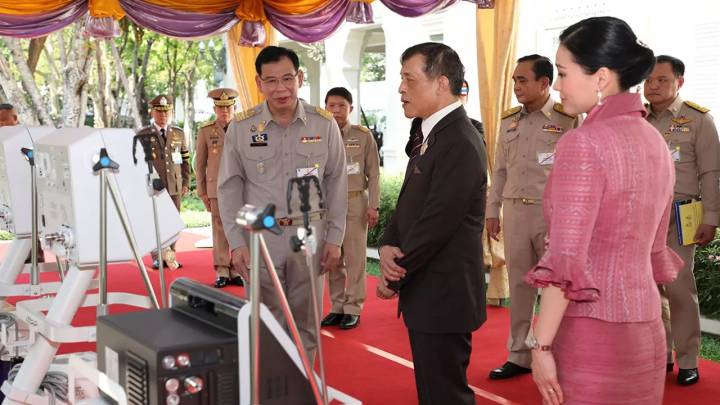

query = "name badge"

[
  {"left": 172, "top": 151, "right": 182, "bottom": 164},
  {"left": 670, "top": 145, "right": 681, "bottom": 162},
  {"left": 537, "top": 152, "right": 555, "bottom": 165},
  {"left": 297, "top": 165, "right": 319, "bottom": 178},
  {"left": 347, "top": 162, "right": 360, "bottom": 175}
]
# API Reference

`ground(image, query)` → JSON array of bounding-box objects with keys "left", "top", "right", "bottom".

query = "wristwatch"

[{"left": 525, "top": 334, "right": 552, "bottom": 351}]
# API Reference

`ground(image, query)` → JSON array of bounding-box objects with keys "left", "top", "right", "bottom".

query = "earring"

[{"left": 596, "top": 89, "right": 603, "bottom": 105}]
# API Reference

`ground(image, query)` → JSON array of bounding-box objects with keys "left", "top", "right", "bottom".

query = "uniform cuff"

[
  {"left": 325, "top": 228, "right": 344, "bottom": 246},
  {"left": 486, "top": 203, "right": 501, "bottom": 219},
  {"left": 228, "top": 232, "right": 247, "bottom": 250},
  {"left": 702, "top": 211, "right": 720, "bottom": 227}
]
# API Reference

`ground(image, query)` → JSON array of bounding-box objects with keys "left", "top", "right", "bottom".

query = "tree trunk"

[
  {"left": 0, "top": 56, "right": 38, "bottom": 125},
  {"left": 95, "top": 43, "right": 110, "bottom": 127},
  {"left": 60, "top": 24, "right": 94, "bottom": 128},
  {"left": 42, "top": 42, "right": 63, "bottom": 118},
  {"left": 184, "top": 75, "right": 196, "bottom": 150},
  {"left": 110, "top": 41, "right": 143, "bottom": 129},
  {"left": 27, "top": 37, "right": 47, "bottom": 74},
  {"left": 3, "top": 38, "right": 55, "bottom": 126}
]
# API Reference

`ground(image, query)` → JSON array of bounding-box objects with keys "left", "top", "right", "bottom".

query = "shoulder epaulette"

[
  {"left": 501, "top": 106, "right": 521, "bottom": 119},
  {"left": 235, "top": 107, "right": 259, "bottom": 122},
  {"left": 170, "top": 125, "right": 184, "bottom": 132},
  {"left": 315, "top": 106, "right": 333, "bottom": 121},
  {"left": 200, "top": 120, "right": 216, "bottom": 129},
  {"left": 684, "top": 101, "right": 710, "bottom": 114},
  {"left": 352, "top": 124, "right": 371, "bottom": 134},
  {"left": 136, "top": 125, "right": 153, "bottom": 134},
  {"left": 553, "top": 103, "right": 576, "bottom": 118}
]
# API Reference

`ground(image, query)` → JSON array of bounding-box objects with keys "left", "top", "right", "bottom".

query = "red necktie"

[{"left": 408, "top": 126, "right": 424, "bottom": 159}]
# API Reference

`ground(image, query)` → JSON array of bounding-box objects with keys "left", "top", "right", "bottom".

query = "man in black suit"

[{"left": 378, "top": 43, "right": 487, "bottom": 405}]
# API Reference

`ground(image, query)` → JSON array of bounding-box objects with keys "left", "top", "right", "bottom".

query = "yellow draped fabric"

[
  {"left": 476, "top": 1, "right": 519, "bottom": 168},
  {"left": 264, "top": 0, "right": 332, "bottom": 14},
  {"left": 234, "top": 0, "right": 265, "bottom": 21},
  {"left": 0, "top": 0, "right": 73, "bottom": 14},
  {"left": 476, "top": 0, "right": 520, "bottom": 302},
  {"left": 139, "top": 0, "right": 331, "bottom": 16},
  {"left": 227, "top": 22, "right": 277, "bottom": 111},
  {"left": 89, "top": 0, "right": 125, "bottom": 19}
]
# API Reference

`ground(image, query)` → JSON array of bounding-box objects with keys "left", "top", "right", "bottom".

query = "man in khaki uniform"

[
  {"left": 218, "top": 46, "right": 347, "bottom": 360},
  {"left": 320, "top": 87, "right": 380, "bottom": 330},
  {"left": 486, "top": 55, "right": 579, "bottom": 379},
  {"left": 136, "top": 95, "right": 191, "bottom": 268},
  {"left": 644, "top": 55, "right": 720, "bottom": 386},
  {"left": 196, "top": 88, "right": 244, "bottom": 288}
]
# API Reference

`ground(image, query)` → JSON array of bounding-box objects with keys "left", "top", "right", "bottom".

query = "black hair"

[
  {"left": 401, "top": 42, "right": 465, "bottom": 96},
  {"left": 325, "top": 87, "right": 353, "bottom": 105},
  {"left": 0, "top": 103, "right": 15, "bottom": 111},
  {"left": 516, "top": 54, "right": 554, "bottom": 84},
  {"left": 656, "top": 55, "right": 685, "bottom": 77},
  {"left": 559, "top": 16, "right": 655, "bottom": 90},
  {"left": 255, "top": 46, "right": 300, "bottom": 76}
]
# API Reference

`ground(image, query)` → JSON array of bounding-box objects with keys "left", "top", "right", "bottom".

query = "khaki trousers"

[
  {"left": 209, "top": 198, "right": 238, "bottom": 278},
  {"left": 328, "top": 192, "right": 368, "bottom": 315},
  {"left": 248, "top": 220, "right": 326, "bottom": 362},
  {"left": 503, "top": 199, "right": 546, "bottom": 368},
  {"left": 152, "top": 194, "right": 181, "bottom": 260},
  {"left": 660, "top": 212, "right": 700, "bottom": 369}
]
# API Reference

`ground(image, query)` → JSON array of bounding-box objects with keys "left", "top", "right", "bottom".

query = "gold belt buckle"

[
  {"left": 521, "top": 198, "right": 534, "bottom": 205},
  {"left": 277, "top": 218, "right": 293, "bottom": 226}
]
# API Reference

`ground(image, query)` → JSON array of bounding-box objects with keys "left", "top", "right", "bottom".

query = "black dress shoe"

[
  {"left": 215, "top": 277, "right": 230, "bottom": 288},
  {"left": 489, "top": 362, "right": 532, "bottom": 380},
  {"left": 667, "top": 363, "right": 674, "bottom": 373},
  {"left": 321, "top": 313, "right": 344, "bottom": 327},
  {"left": 340, "top": 314, "right": 360, "bottom": 329},
  {"left": 677, "top": 368, "right": 699, "bottom": 386},
  {"left": 230, "top": 276, "right": 244, "bottom": 287}
]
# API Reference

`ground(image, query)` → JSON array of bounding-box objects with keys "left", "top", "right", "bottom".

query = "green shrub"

[
  {"left": 182, "top": 193, "right": 206, "bottom": 212},
  {"left": 367, "top": 174, "right": 403, "bottom": 247},
  {"left": 696, "top": 230, "right": 720, "bottom": 320}
]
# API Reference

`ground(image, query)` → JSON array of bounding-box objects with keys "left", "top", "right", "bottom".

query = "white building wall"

[{"left": 271, "top": 0, "right": 720, "bottom": 173}]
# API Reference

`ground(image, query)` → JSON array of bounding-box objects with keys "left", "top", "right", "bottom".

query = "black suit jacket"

[{"left": 382, "top": 106, "right": 487, "bottom": 334}]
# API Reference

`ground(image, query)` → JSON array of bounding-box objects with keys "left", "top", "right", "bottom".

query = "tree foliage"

[
  {"left": 0, "top": 19, "right": 223, "bottom": 135},
  {"left": 360, "top": 51, "right": 385, "bottom": 82}
]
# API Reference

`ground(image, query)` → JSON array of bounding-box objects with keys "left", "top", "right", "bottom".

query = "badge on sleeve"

[{"left": 250, "top": 133, "right": 268, "bottom": 147}]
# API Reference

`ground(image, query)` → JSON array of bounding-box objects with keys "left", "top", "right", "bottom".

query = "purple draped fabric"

[
  {"left": 85, "top": 16, "right": 121, "bottom": 38},
  {"left": 265, "top": 0, "right": 350, "bottom": 43},
  {"left": 0, "top": 1, "right": 87, "bottom": 38},
  {"left": 120, "top": 0, "right": 237, "bottom": 39},
  {"left": 380, "top": 0, "right": 458, "bottom": 17},
  {"left": 346, "top": 1, "right": 374, "bottom": 24}
]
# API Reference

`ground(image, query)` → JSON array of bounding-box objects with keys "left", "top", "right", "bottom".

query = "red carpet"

[{"left": 2, "top": 233, "right": 720, "bottom": 404}]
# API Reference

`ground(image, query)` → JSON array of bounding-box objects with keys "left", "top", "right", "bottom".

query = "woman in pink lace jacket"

[{"left": 525, "top": 17, "right": 684, "bottom": 405}]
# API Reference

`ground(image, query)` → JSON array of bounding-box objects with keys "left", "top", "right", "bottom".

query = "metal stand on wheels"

[
  {"left": 132, "top": 132, "right": 173, "bottom": 307},
  {"left": 236, "top": 204, "right": 324, "bottom": 405},
  {"left": 287, "top": 175, "right": 328, "bottom": 405},
  {"left": 1, "top": 148, "right": 159, "bottom": 404},
  {"left": 0, "top": 147, "right": 67, "bottom": 308}
]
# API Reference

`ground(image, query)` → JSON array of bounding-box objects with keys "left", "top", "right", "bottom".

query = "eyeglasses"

[{"left": 260, "top": 72, "right": 299, "bottom": 89}]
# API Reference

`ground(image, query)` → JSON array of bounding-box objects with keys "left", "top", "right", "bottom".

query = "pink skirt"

[{"left": 553, "top": 316, "right": 665, "bottom": 405}]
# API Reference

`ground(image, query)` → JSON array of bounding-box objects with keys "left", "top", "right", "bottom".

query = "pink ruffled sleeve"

[
  {"left": 651, "top": 198, "right": 684, "bottom": 284},
  {"left": 524, "top": 132, "right": 604, "bottom": 302}
]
